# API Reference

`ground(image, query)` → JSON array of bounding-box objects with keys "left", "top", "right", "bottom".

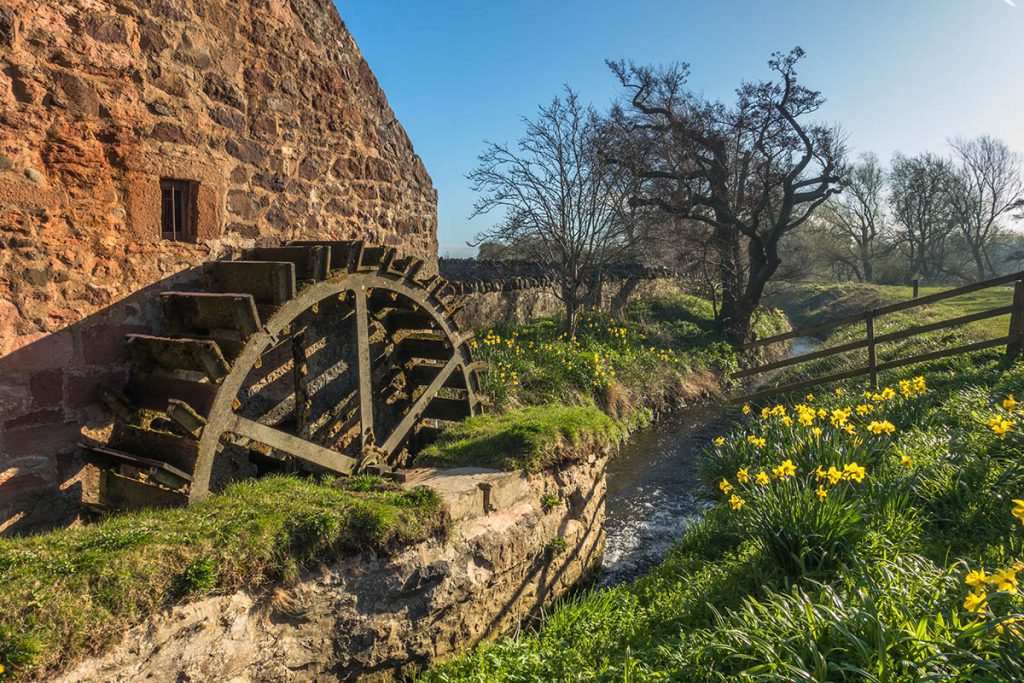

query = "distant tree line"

[
  {"left": 801, "top": 139, "right": 1024, "bottom": 285},
  {"left": 468, "top": 47, "right": 1024, "bottom": 344}
]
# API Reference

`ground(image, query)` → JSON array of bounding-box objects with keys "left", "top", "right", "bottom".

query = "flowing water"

[{"left": 600, "top": 336, "right": 820, "bottom": 586}]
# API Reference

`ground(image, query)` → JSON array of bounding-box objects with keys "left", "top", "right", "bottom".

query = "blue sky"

[{"left": 339, "top": 1, "right": 1024, "bottom": 257}]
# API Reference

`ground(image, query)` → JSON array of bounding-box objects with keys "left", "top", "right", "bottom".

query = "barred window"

[{"left": 160, "top": 179, "right": 194, "bottom": 241}]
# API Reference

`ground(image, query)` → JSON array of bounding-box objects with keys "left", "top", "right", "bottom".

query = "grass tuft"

[{"left": 0, "top": 475, "right": 447, "bottom": 678}]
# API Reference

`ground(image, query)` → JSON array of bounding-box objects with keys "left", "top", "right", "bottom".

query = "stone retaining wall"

[{"left": 53, "top": 452, "right": 608, "bottom": 682}]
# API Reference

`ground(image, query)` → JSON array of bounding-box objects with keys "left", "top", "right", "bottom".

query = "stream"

[{"left": 599, "top": 335, "right": 820, "bottom": 586}]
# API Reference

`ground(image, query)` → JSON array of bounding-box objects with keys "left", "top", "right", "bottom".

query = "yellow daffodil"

[
  {"left": 806, "top": 393, "right": 814, "bottom": 402},
  {"left": 755, "top": 471, "right": 770, "bottom": 486},
  {"left": 835, "top": 387, "right": 843, "bottom": 396},
  {"left": 964, "top": 591, "right": 988, "bottom": 613},
  {"left": 1004, "top": 394, "right": 1018, "bottom": 410},
  {"left": 992, "top": 568, "right": 1018, "bottom": 592},
  {"left": 714, "top": 437, "right": 725, "bottom": 446},
  {"left": 761, "top": 407, "right": 771, "bottom": 420},
  {"left": 776, "top": 459, "right": 797, "bottom": 478},
  {"left": 996, "top": 616, "right": 1024, "bottom": 637},
  {"left": 729, "top": 494, "right": 746, "bottom": 510},
  {"left": 747, "top": 435, "right": 766, "bottom": 448},
  {"left": 781, "top": 415, "right": 793, "bottom": 426},
  {"left": 992, "top": 419, "right": 1015, "bottom": 438},
  {"left": 900, "top": 454, "right": 913, "bottom": 468},
  {"left": 966, "top": 569, "right": 990, "bottom": 590},
  {"left": 856, "top": 404, "right": 873, "bottom": 416},
  {"left": 842, "top": 462, "right": 867, "bottom": 483},
  {"left": 867, "top": 420, "right": 896, "bottom": 436},
  {"left": 719, "top": 479, "right": 733, "bottom": 494},
  {"left": 826, "top": 466, "right": 843, "bottom": 485},
  {"left": 815, "top": 486, "right": 828, "bottom": 501},
  {"left": 737, "top": 467, "right": 750, "bottom": 483},
  {"left": 742, "top": 404, "right": 751, "bottom": 415},
  {"left": 814, "top": 465, "right": 828, "bottom": 480},
  {"left": 1013, "top": 499, "right": 1024, "bottom": 525}
]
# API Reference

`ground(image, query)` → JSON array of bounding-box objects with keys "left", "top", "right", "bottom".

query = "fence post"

[
  {"left": 867, "top": 312, "right": 878, "bottom": 389},
  {"left": 1007, "top": 279, "right": 1024, "bottom": 360},
  {"left": 912, "top": 279, "right": 919, "bottom": 299}
]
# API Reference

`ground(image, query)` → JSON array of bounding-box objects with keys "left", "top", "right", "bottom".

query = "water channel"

[{"left": 600, "top": 335, "right": 820, "bottom": 586}]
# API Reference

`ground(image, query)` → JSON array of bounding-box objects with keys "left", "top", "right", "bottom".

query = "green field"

[{"left": 767, "top": 282, "right": 1016, "bottom": 384}]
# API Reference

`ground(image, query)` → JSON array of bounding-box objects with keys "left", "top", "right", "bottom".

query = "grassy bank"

[
  {"left": 425, "top": 352, "right": 1024, "bottom": 681},
  {"left": 1, "top": 290, "right": 775, "bottom": 679},
  {"left": 472, "top": 294, "right": 787, "bottom": 420},
  {"left": 420, "top": 294, "right": 786, "bottom": 477},
  {"left": 768, "top": 281, "right": 1014, "bottom": 383},
  {"left": 0, "top": 476, "right": 445, "bottom": 679}
]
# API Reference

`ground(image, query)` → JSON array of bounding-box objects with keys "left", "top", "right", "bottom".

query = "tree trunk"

[{"left": 562, "top": 283, "right": 580, "bottom": 339}]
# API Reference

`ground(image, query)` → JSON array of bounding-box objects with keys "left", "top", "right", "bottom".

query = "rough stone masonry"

[{"left": 0, "top": 0, "right": 438, "bottom": 532}]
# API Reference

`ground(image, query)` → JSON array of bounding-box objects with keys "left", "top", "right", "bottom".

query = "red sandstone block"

[
  {"left": 0, "top": 456, "right": 57, "bottom": 499},
  {"left": 29, "top": 368, "right": 64, "bottom": 407},
  {"left": 4, "top": 407, "right": 63, "bottom": 430},
  {"left": 2, "top": 330, "right": 73, "bottom": 370},
  {"left": 80, "top": 323, "right": 146, "bottom": 366},
  {"left": 0, "top": 380, "right": 31, "bottom": 420},
  {"left": 2, "top": 421, "right": 80, "bottom": 459},
  {"left": 67, "top": 369, "right": 126, "bottom": 409}
]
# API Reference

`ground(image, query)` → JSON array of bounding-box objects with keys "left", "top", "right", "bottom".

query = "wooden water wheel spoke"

[
  {"left": 380, "top": 354, "right": 461, "bottom": 456},
  {"left": 226, "top": 414, "right": 359, "bottom": 475},
  {"left": 353, "top": 288, "right": 375, "bottom": 448},
  {"left": 91, "top": 240, "right": 483, "bottom": 510}
]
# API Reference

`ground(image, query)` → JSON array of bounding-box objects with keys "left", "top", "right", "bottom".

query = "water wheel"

[{"left": 84, "top": 241, "right": 481, "bottom": 510}]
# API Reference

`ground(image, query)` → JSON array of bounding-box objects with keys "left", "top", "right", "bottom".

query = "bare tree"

[
  {"left": 604, "top": 48, "right": 845, "bottom": 343},
  {"left": 468, "top": 88, "right": 640, "bottom": 338},
  {"left": 817, "top": 153, "right": 891, "bottom": 282},
  {"left": 889, "top": 152, "right": 956, "bottom": 281},
  {"left": 948, "top": 135, "right": 1024, "bottom": 280}
]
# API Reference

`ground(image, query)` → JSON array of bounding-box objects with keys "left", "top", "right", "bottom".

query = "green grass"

[
  {"left": 775, "top": 281, "right": 1013, "bottom": 342},
  {"left": 0, "top": 475, "right": 446, "bottom": 679},
  {"left": 423, "top": 354, "right": 1024, "bottom": 681},
  {"left": 0, "top": 291, "right": 785, "bottom": 680},
  {"left": 418, "top": 406, "right": 626, "bottom": 472},
  {"left": 768, "top": 282, "right": 1015, "bottom": 384},
  {"left": 473, "top": 294, "right": 787, "bottom": 415}
]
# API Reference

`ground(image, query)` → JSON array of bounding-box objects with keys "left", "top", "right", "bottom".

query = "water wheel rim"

[{"left": 191, "top": 271, "right": 478, "bottom": 502}]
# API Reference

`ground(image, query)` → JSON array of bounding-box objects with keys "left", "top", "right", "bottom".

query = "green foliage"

[
  {"left": 742, "top": 479, "right": 866, "bottom": 578},
  {"left": 0, "top": 476, "right": 446, "bottom": 678},
  {"left": 472, "top": 296, "right": 788, "bottom": 412},
  {"left": 540, "top": 493, "right": 561, "bottom": 510},
  {"left": 424, "top": 353, "right": 1024, "bottom": 681},
  {"left": 418, "top": 405, "right": 625, "bottom": 472}
]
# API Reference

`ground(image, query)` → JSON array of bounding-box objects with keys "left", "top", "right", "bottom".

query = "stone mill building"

[{"left": 0, "top": 0, "right": 439, "bottom": 532}]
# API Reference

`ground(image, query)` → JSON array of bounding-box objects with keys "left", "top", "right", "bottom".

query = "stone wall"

[
  {"left": 0, "top": 0, "right": 437, "bottom": 532},
  {"left": 437, "top": 259, "right": 684, "bottom": 330},
  {"left": 52, "top": 453, "right": 608, "bottom": 682}
]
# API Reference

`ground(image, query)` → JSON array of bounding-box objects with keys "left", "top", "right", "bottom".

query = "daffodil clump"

[{"left": 470, "top": 310, "right": 692, "bottom": 411}]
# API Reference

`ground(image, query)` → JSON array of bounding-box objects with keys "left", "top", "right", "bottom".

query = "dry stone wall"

[
  {"left": 438, "top": 258, "right": 683, "bottom": 330},
  {"left": 0, "top": 0, "right": 437, "bottom": 532}
]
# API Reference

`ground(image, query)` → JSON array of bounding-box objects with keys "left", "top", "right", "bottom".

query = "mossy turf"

[
  {"left": 418, "top": 406, "right": 626, "bottom": 471},
  {"left": 0, "top": 475, "right": 446, "bottom": 679}
]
